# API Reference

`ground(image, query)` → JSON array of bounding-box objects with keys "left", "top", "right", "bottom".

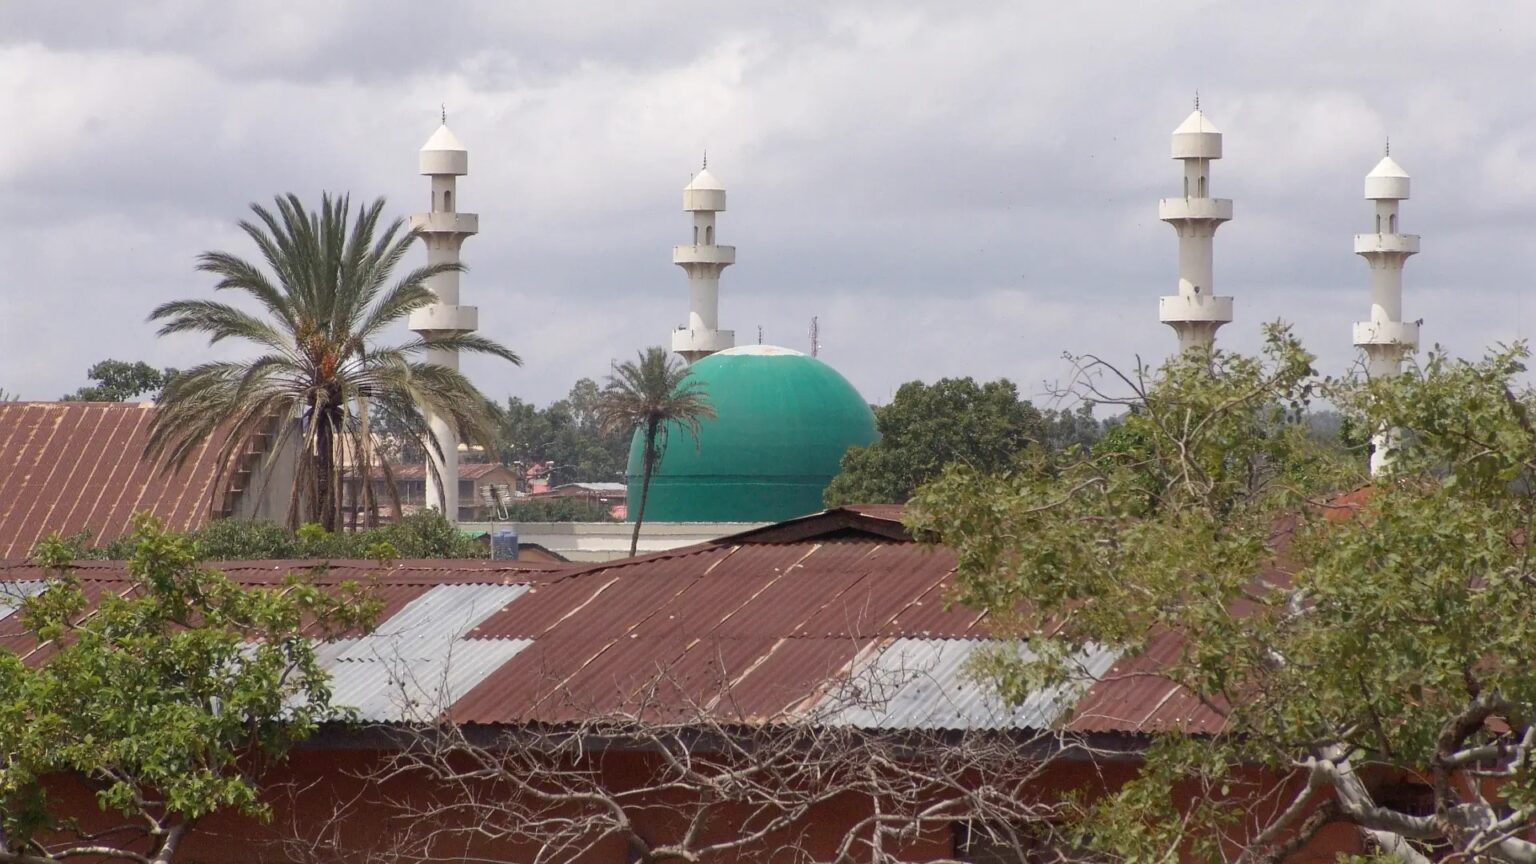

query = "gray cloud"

[{"left": 3, "top": 1, "right": 1534, "bottom": 411}]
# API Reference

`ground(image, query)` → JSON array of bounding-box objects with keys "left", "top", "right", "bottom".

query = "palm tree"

[
  {"left": 146, "top": 193, "right": 520, "bottom": 531},
  {"left": 596, "top": 348, "right": 715, "bottom": 557}
]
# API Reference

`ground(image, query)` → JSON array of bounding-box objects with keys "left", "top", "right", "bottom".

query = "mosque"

[
  {"left": 409, "top": 122, "right": 881, "bottom": 534},
  {"left": 0, "top": 102, "right": 1420, "bottom": 562},
  {"left": 417, "top": 97, "right": 1417, "bottom": 549}
]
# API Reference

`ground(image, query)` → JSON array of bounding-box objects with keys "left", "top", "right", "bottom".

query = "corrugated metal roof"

[
  {"left": 0, "top": 509, "right": 1208, "bottom": 736},
  {"left": 826, "top": 638, "right": 1120, "bottom": 730},
  {"left": 1065, "top": 630, "right": 1225, "bottom": 734},
  {"left": 0, "top": 582, "right": 47, "bottom": 615},
  {"left": 0, "top": 558, "right": 566, "bottom": 585},
  {"left": 337, "top": 584, "right": 527, "bottom": 662},
  {"left": 305, "top": 584, "right": 533, "bottom": 722},
  {"left": 0, "top": 402, "right": 230, "bottom": 557},
  {"left": 327, "top": 637, "right": 532, "bottom": 722}
]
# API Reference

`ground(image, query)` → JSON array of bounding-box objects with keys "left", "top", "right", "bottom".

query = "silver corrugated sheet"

[
  {"left": 337, "top": 583, "right": 528, "bottom": 662},
  {"left": 328, "top": 637, "right": 532, "bottom": 722},
  {"left": 321, "top": 583, "right": 533, "bottom": 721},
  {"left": 0, "top": 581, "right": 50, "bottom": 617},
  {"left": 826, "top": 637, "right": 1120, "bottom": 730}
]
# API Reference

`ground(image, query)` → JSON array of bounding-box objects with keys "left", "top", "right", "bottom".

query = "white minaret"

[
  {"left": 1353, "top": 144, "right": 1420, "bottom": 476},
  {"left": 409, "top": 116, "right": 480, "bottom": 521},
  {"left": 670, "top": 159, "right": 736, "bottom": 363},
  {"left": 1158, "top": 100, "right": 1234, "bottom": 353}
]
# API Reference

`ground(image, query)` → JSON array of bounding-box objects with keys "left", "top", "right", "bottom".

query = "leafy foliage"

[
  {"left": 490, "top": 378, "right": 630, "bottom": 483},
  {"left": 595, "top": 348, "right": 714, "bottom": 557},
  {"left": 2, "top": 514, "right": 379, "bottom": 863},
  {"left": 60, "top": 359, "right": 179, "bottom": 402},
  {"left": 146, "top": 193, "right": 520, "bottom": 531},
  {"left": 44, "top": 513, "right": 486, "bottom": 561},
  {"left": 495, "top": 498, "right": 618, "bottom": 523},
  {"left": 825, "top": 377, "right": 1101, "bottom": 506},
  {"left": 911, "top": 325, "right": 1536, "bottom": 861}
]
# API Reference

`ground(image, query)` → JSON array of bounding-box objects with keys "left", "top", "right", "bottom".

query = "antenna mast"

[{"left": 809, "top": 316, "right": 820, "bottom": 357}]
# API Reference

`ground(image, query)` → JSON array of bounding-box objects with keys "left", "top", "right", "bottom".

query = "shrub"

[{"left": 33, "top": 512, "right": 487, "bottom": 561}]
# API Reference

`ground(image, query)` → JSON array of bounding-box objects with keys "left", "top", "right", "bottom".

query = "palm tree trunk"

[
  {"left": 630, "top": 417, "right": 660, "bottom": 558},
  {"left": 315, "top": 406, "right": 340, "bottom": 532}
]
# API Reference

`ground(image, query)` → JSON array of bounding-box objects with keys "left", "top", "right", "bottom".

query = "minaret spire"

[
  {"left": 409, "top": 119, "right": 480, "bottom": 521},
  {"left": 1158, "top": 103, "right": 1234, "bottom": 352},
  {"left": 1353, "top": 147, "right": 1420, "bottom": 475},
  {"left": 671, "top": 163, "right": 736, "bottom": 363}
]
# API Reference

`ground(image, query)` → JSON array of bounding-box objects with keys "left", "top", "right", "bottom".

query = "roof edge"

[{"left": 714, "top": 505, "right": 911, "bottom": 544}]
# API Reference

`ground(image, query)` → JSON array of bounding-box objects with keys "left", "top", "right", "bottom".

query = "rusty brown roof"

[
  {"left": 0, "top": 402, "right": 232, "bottom": 558},
  {"left": 0, "top": 507, "right": 1208, "bottom": 735}
]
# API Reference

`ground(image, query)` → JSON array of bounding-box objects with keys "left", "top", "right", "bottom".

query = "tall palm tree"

[
  {"left": 596, "top": 348, "right": 715, "bottom": 557},
  {"left": 146, "top": 193, "right": 520, "bottom": 531}
]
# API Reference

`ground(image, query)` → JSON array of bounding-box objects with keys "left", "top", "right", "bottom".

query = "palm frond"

[{"left": 147, "top": 193, "right": 521, "bottom": 529}]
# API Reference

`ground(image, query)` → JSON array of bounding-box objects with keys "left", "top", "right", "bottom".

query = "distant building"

[
  {"left": 528, "top": 481, "right": 628, "bottom": 518},
  {"left": 345, "top": 463, "right": 519, "bottom": 523}
]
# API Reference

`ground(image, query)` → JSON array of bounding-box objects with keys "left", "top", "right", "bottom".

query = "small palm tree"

[
  {"left": 596, "top": 348, "right": 714, "bottom": 557},
  {"left": 146, "top": 193, "right": 520, "bottom": 531}
]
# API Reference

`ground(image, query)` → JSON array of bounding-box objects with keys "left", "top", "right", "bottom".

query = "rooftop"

[
  {"left": 420, "top": 123, "right": 466, "bottom": 152},
  {"left": 1172, "top": 108, "right": 1220, "bottom": 136},
  {"left": 0, "top": 402, "right": 231, "bottom": 558},
  {"left": 0, "top": 506, "right": 1215, "bottom": 736},
  {"left": 1367, "top": 154, "right": 1409, "bottom": 179},
  {"left": 684, "top": 167, "right": 725, "bottom": 191}
]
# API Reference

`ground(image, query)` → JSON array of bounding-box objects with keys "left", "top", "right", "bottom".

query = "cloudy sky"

[{"left": 2, "top": 1, "right": 1532, "bottom": 408}]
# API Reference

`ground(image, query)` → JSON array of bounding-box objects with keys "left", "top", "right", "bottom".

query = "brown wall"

[{"left": 36, "top": 747, "right": 1365, "bottom": 864}]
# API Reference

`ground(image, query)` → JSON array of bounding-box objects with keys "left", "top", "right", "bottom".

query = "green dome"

[{"left": 627, "top": 345, "right": 878, "bottom": 523}]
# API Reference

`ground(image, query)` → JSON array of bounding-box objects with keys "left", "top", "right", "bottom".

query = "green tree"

[
  {"left": 490, "top": 379, "right": 630, "bottom": 485},
  {"left": 824, "top": 377, "right": 1050, "bottom": 506},
  {"left": 1038, "top": 402, "right": 1105, "bottom": 452},
  {"left": 44, "top": 512, "right": 487, "bottom": 561},
  {"left": 2, "top": 514, "right": 378, "bottom": 864},
  {"left": 146, "top": 194, "right": 520, "bottom": 532},
  {"left": 595, "top": 348, "right": 714, "bottom": 557},
  {"left": 497, "top": 497, "right": 617, "bottom": 523},
  {"left": 61, "top": 359, "right": 179, "bottom": 402},
  {"left": 911, "top": 326, "right": 1536, "bottom": 863}
]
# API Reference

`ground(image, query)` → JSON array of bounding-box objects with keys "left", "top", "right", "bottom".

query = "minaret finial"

[
  {"left": 1384, "top": 136, "right": 1390, "bottom": 157},
  {"left": 702, "top": 149, "right": 708, "bottom": 170},
  {"left": 441, "top": 103, "right": 447, "bottom": 125},
  {"left": 1194, "top": 90, "right": 1200, "bottom": 111}
]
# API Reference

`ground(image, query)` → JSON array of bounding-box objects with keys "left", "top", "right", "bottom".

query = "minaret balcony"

[
  {"left": 1353, "top": 234, "right": 1420, "bottom": 255},
  {"left": 409, "top": 304, "right": 478, "bottom": 333},
  {"left": 1158, "top": 198, "right": 1233, "bottom": 223},
  {"left": 1353, "top": 320, "right": 1419, "bottom": 349},
  {"left": 1159, "top": 294, "right": 1233, "bottom": 324},
  {"left": 411, "top": 212, "right": 480, "bottom": 235},
  {"left": 673, "top": 245, "right": 737, "bottom": 265},
  {"left": 671, "top": 327, "right": 735, "bottom": 355}
]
